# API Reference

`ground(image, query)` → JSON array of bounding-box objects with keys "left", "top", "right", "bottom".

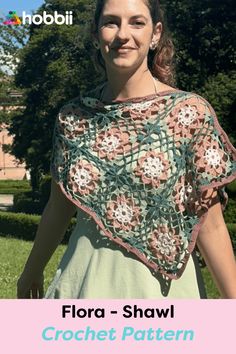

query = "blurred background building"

[{"left": 0, "top": 87, "right": 28, "bottom": 180}]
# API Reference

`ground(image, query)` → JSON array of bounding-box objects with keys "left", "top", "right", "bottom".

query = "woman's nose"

[{"left": 116, "top": 23, "right": 130, "bottom": 41}]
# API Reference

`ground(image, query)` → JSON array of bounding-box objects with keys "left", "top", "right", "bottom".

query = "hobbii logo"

[{"left": 22, "top": 11, "right": 73, "bottom": 25}]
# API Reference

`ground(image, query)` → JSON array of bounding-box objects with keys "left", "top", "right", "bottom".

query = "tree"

[
  {"left": 0, "top": 13, "right": 28, "bottom": 128},
  {"left": 0, "top": 15, "right": 29, "bottom": 73},
  {"left": 9, "top": 0, "right": 99, "bottom": 191},
  {"left": 162, "top": 0, "right": 236, "bottom": 91},
  {"left": 200, "top": 71, "right": 236, "bottom": 144},
  {"left": 0, "top": 71, "right": 24, "bottom": 127},
  {"left": 161, "top": 0, "right": 235, "bottom": 145}
]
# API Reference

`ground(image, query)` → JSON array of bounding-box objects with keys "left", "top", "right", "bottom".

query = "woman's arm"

[
  {"left": 197, "top": 189, "right": 236, "bottom": 299},
  {"left": 17, "top": 179, "right": 76, "bottom": 298}
]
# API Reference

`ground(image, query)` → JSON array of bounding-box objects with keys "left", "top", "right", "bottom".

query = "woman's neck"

[{"left": 102, "top": 67, "right": 159, "bottom": 102}]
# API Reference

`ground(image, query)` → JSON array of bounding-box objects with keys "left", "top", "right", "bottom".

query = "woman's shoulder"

[
  {"left": 157, "top": 83, "right": 208, "bottom": 102},
  {"left": 157, "top": 86, "right": 214, "bottom": 114},
  {"left": 157, "top": 87, "right": 218, "bottom": 136}
]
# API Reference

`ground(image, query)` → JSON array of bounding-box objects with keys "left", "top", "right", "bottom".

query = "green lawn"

[
  {"left": 0, "top": 236, "right": 220, "bottom": 299},
  {"left": 0, "top": 236, "right": 66, "bottom": 298},
  {"left": 201, "top": 267, "right": 220, "bottom": 298}
]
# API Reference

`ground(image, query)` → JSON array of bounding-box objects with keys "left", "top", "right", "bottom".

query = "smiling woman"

[{"left": 17, "top": 0, "right": 236, "bottom": 299}]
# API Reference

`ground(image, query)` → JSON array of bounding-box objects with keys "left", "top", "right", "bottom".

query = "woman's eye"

[
  {"left": 104, "top": 21, "right": 117, "bottom": 27},
  {"left": 132, "top": 21, "right": 145, "bottom": 27}
]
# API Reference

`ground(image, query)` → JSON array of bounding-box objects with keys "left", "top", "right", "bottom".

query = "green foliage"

[
  {"left": 11, "top": 191, "right": 42, "bottom": 214},
  {"left": 227, "top": 223, "right": 236, "bottom": 251},
  {"left": 200, "top": 71, "right": 236, "bottom": 144},
  {"left": 0, "top": 73, "right": 24, "bottom": 126},
  {"left": 224, "top": 199, "right": 236, "bottom": 224},
  {"left": 0, "top": 15, "right": 29, "bottom": 73},
  {"left": 0, "top": 211, "right": 76, "bottom": 243},
  {"left": 0, "top": 211, "right": 40, "bottom": 241},
  {"left": 39, "top": 175, "right": 52, "bottom": 207},
  {"left": 224, "top": 181, "right": 236, "bottom": 225},
  {"left": 8, "top": 0, "right": 99, "bottom": 189},
  {"left": 162, "top": 0, "right": 236, "bottom": 91},
  {"left": 200, "top": 266, "right": 220, "bottom": 299},
  {"left": 226, "top": 180, "right": 236, "bottom": 197},
  {"left": 0, "top": 179, "right": 30, "bottom": 194},
  {"left": 10, "top": 175, "right": 52, "bottom": 214}
]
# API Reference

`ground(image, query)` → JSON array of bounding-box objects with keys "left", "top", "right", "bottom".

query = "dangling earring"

[
  {"left": 150, "top": 40, "right": 158, "bottom": 51},
  {"left": 93, "top": 41, "right": 100, "bottom": 50}
]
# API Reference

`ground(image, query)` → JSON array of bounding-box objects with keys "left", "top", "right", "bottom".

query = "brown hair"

[{"left": 91, "top": 0, "right": 175, "bottom": 86}]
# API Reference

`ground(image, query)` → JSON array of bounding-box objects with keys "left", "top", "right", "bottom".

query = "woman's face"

[{"left": 97, "top": 0, "right": 161, "bottom": 74}]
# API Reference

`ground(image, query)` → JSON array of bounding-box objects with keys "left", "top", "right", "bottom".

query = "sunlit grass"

[{"left": 0, "top": 236, "right": 66, "bottom": 298}]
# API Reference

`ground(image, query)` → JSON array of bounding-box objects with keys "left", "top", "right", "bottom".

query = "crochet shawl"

[{"left": 51, "top": 86, "right": 236, "bottom": 280}]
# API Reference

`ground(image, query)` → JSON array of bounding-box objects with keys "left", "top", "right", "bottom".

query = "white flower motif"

[
  {"left": 142, "top": 156, "right": 164, "bottom": 178},
  {"left": 204, "top": 148, "right": 221, "bottom": 167},
  {"left": 132, "top": 101, "right": 153, "bottom": 111},
  {"left": 107, "top": 195, "right": 140, "bottom": 231},
  {"left": 100, "top": 135, "right": 121, "bottom": 153},
  {"left": 74, "top": 168, "right": 92, "bottom": 189},
  {"left": 69, "top": 161, "right": 100, "bottom": 195},
  {"left": 156, "top": 232, "right": 177, "bottom": 257},
  {"left": 177, "top": 105, "right": 197, "bottom": 126},
  {"left": 113, "top": 203, "right": 134, "bottom": 225}
]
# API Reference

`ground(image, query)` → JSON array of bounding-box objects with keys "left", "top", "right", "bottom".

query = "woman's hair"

[{"left": 91, "top": 0, "right": 175, "bottom": 86}]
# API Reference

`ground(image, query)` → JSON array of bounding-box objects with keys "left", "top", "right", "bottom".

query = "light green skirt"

[{"left": 45, "top": 210, "right": 206, "bottom": 299}]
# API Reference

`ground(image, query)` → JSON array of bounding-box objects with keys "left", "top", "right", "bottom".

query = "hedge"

[
  {"left": 0, "top": 179, "right": 31, "bottom": 194},
  {"left": 226, "top": 180, "right": 236, "bottom": 198},
  {"left": 223, "top": 198, "right": 236, "bottom": 224},
  {"left": 39, "top": 175, "right": 51, "bottom": 206},
  {"left": 11, "top": 190, "right": 43, "bottom": 214},
  {"left": 11, "top": 191, "right": 39, "bottom": 214},
  {"left": 0, "top": 211, "right": 76, "bottom": 244},
  {"left": 10, "top": 175, "right": 52, "bottom": 215},
  {"left": 227, "top": 223, "right": 236, "bottom": 251}
]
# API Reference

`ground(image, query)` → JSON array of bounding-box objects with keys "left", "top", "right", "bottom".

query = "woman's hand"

[{"left": 17, "top": 273, "right": 44, "bottom": 299}]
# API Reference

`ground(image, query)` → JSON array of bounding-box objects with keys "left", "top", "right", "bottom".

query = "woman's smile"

[{"left": 113, "top": 46, "right": 136, "bottom": 54}]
